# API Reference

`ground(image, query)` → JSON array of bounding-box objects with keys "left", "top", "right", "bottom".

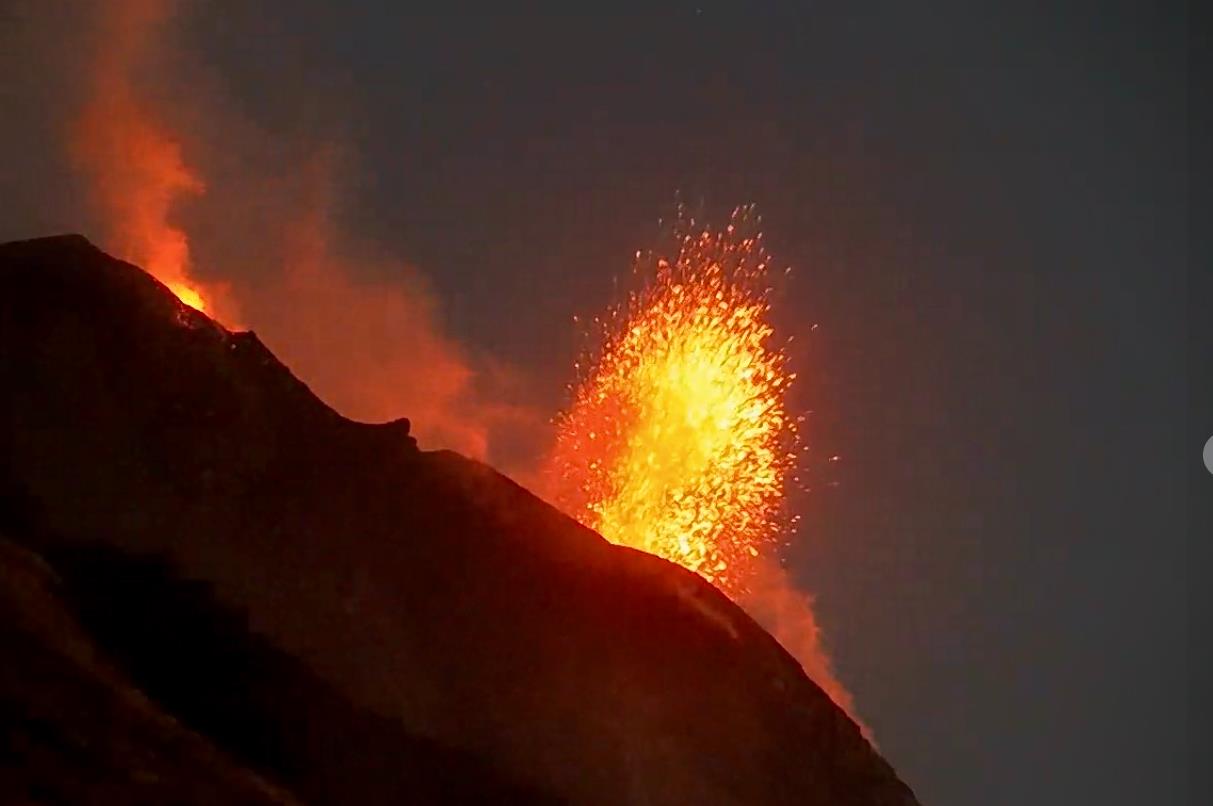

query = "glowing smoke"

[
  {"left": 67, "top": 0, "right": 519, "bottom": 458},
  {"left": 743, "top": 558, "right": 863, "bottom": 730},
  {"left": 235, "top": 152, "right": 506, "bottom": 459},
  {"left": 70, "top": 0, "right": 236, "bottom": 320}
]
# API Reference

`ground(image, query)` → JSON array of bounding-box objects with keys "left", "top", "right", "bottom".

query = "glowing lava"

[{"left": 550, "top": 207, "right": 797, "bottom": 596}]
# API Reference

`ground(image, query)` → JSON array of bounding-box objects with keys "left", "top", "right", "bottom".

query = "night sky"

[{"left": 1, "top": 3, "right": 1190, "bottom": 803}]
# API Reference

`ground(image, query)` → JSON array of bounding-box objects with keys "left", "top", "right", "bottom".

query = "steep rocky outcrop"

[{"left": 0, "top": 235, "right": 918, "bottom": 805}]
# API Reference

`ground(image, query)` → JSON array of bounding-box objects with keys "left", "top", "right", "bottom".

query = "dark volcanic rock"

[
  {"left": 0, "top": 536, "right": 296, "bottom": 805},
  {"left": 0, "top": 235, "right": 919, "bottom": 805}
]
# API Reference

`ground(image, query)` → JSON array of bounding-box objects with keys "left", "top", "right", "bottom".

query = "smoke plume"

[
  {"left": 740, "top": 559, "right": 867, "bottom": 735},
  {"left": 66, "top": 0, "right": 525, "bottom": 458},
  {"left": 70, "top": 0, "right": 239, "bottom": 321},
  {"left": 235, "top": 152, "right": 502, "bottom": 459}
]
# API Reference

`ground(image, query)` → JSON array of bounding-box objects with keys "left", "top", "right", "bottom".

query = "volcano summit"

[{"left": 0, "top": 235, "right": 918, "bottom": 805}]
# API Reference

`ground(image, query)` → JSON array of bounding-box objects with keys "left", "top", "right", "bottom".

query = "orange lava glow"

[
  {"left": 168, "top": 281, "right": 207, "bottom": 313},
  {"left": 549, "top": 208, "right": 797, "bottom": 596}
]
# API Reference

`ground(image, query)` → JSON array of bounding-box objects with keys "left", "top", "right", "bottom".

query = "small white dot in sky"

[{"left": 1204, "top": 436, "right": 1213, "bottom": 475}]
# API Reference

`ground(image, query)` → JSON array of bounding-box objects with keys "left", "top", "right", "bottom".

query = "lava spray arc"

[{"left": 549, "top": 207, "right": 799, "bottom": 597}]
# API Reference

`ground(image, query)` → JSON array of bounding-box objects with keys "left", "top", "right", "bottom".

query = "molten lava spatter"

[{"left": 550, "top": 208, "right": 797, "bottom": 596}]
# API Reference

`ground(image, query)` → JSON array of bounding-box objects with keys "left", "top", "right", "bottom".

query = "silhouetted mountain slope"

[
  {"left": 49, "top": 541, "right": 561, "bottom": 805},
  {"left": 0, "top": 536, "right": 296, "bottom": 805},
  {"left": 0, "top": 234, "right": 919, "bottom": 805}
]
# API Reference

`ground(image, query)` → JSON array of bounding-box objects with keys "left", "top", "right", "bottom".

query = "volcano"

[{"left": 0, "top": 234, "right": 918, "bottom": 805}]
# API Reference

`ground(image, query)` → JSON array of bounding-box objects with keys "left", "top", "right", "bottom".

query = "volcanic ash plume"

[
  {"left": 547, "top": 208, "right": 859, "bottom": 722},
  {"left": 70, "top": 0, "right": 235, "bottom": 321}
]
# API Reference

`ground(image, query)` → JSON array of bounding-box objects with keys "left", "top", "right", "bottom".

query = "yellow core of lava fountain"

[
  {"left": 168, "top": 281, "right": 206, "bottom": 312},
  {"left": 550, "top": 208, "right": 796, "bottom": 596}
]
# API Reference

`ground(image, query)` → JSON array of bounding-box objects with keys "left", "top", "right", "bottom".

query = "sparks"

[{"left": 550, "top": 207, "right": 796, "bottom": 596}]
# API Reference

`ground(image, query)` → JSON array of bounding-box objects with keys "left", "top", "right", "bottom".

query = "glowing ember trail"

[{"left": 550, "top": 207, "right": 797, "bottom": 596}]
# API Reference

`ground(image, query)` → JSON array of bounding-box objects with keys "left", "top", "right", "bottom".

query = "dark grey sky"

[{"left": 1, "top": 3, "right": 1190, "bottom": 803}]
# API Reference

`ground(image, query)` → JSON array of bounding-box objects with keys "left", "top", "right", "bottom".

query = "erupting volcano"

[
  {"left": 549, "top": 208, "right": 796, "bottom": 597},
  {"left": 0, "top": 233, "right": 918, "bottom": 806}
]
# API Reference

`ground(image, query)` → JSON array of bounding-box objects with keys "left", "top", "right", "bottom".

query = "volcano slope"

[{"left": 0, "top": 235, "right": 919, "bottom": 805}]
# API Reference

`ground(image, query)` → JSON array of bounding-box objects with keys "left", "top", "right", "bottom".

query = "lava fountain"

[{"left": 549, "top": 207, "right": 798, "bottom": 597}]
